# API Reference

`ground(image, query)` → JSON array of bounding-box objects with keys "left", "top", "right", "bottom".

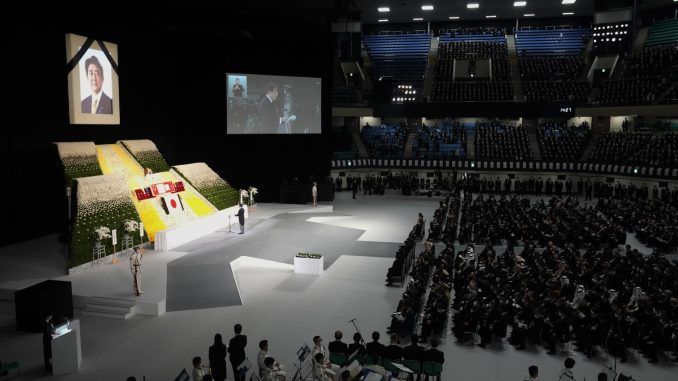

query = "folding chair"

[
  {"left": 329, "top": 352, "right": 346, "bottom": 367},
  {"left": 422, "top": 362, "right": 442, "bottom": 381}
]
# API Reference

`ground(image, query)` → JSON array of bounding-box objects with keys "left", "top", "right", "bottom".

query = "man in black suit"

[
  {"left": 80, "top": 55, "right": 113, "bottom": 114},
  {"left": 366, "top": 331, "right": 386, "bottom": 358},
  {"left": 257, "top": 83, "right": 287, "bottom": 133},
  {"left": 403, "top": 334, "right": 425, "bottom": 364},
  {"left": 383, "top": 334, "right": 403, "bottom": 362},
  {"left": 235, "top": 204, "right": 245, "bottom": 234},
  {"left": 347, "top": 333, "right": 365, "bottom": 364},
  {"left": 232, "top": 78, "right": 245, "bottom": 97},
  {"left": 228, "top": 324, "right": 247, "bottom": 381},
  {"left": 328, "top": 330, "right": 348, "bottom": 358},
  {"left": 422, "top": 338, "right": 444, "bottom": 364}
]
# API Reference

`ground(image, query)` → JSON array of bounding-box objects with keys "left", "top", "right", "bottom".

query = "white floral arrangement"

[
  {"left": 118, "top": 140, "right": 169, "bottom": 172},
  {"left": 94, "top": 226, "right": 111, "bottom": 241},
  {"left": 240, "top": 189, "right": 249, "bottom": 204},
  {"left": 174, "top": 163, "right": 229, "bottom": 189},
  {"left": 55, "top": 142, "right": 101, "bottom": 184},
  {"left": 117, "top": 139, "right": 159, "bottom": 154},
  {"left": 76, "top": 174, "right": 131, "bottom": 216},
  {"left": 248, "top": 187, "right": 258, "bottom": 205},
  {"left": 123, "top": 220, "right": 139, "bottom": 233},
  {"left": 55, "top": 142, "right": 97, "bottom": 159}
]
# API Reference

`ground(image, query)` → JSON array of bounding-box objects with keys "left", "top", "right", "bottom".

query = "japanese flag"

[{"left": 161, "top": 193, "right": 185, "bottom": 215}]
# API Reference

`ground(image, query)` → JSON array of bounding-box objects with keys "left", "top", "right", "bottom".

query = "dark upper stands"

[
  {"left": 436, "top": 41, "right": 511, "bottom": 81},
  {"left": 515, "top": 29, "right": 591, "bottom": 101},
  {"left": 412, "top": 122, "right": 466, "bottom": 159},
  {"left": 362, "top": 33, "right": 431, "bottom": 95},
  {"left": 519, "top": 56, "right": 585, "bottom": 81},
  {"left": 474, "top": 122, "right": 533, "bottom": 161},
  {"left": 432, "top": 81, "right": 514, "bottom": 102},
  {"left": 432, "top": 33, "right": 512, "bottom": 102},
  {"left": 515, "top": 28, "right": 591, "bottom": 56},
  {"left": 523, "top": 81, "right": 591, "bottom": 101},
  {"left": 645, "top": 18, "right": 678, "bottom": 47},
  {"left": 361, "top": 123, "right": 408, "bottom": 158},
  {"left": 595, "top": 44, "right": 678, "bottom": 105},
  {"left": 439, "top": 27, "right": 505, "bottom": 40},
  {"left": 537, "top": 121, "right": 591, "bottom": 161},
  {"left": 595, "top": 78, "right": 662, "bottom": 105}
]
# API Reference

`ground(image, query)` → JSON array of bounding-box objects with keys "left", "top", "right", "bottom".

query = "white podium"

[
  {"left": 52, "top": 319, "right": 82, "bottom": 375},
  {"left": 294, "top": 255, "right": 324, "bottom": 275}
]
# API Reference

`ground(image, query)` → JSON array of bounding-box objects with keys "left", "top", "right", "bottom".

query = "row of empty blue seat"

[
  {"left": 515, "top": 28, "right": 590, "bottom": 55},
  {"left": 363, "top": 34, "right": 431, "bottom": 85}
]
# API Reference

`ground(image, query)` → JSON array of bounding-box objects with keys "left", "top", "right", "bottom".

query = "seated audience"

[
  {"left": 475, "top": 122, "right": 533, "bottom": 161},
  {"left": 366, "top": 331, "right": 386, "bottom": 359},
  {"left": 524, "top": 365, "right": 538, "bottom": 381},
  {"left": 328, "top": 330, "right": 348, "bottom": 359},
  {"left": 537, "top": 121, "right": 591, "bottom": 161},
  {"left": 412, "top": 122, "right": 467, "bottom": 159},
  {"left": 422, "top": 338, "right": 444, "bottom": 364}
]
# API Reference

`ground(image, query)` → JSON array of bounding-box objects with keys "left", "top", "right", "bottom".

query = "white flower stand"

[
  {"left": 121, "top": 234, "right": 134, "bottom": 252},
  {"left": 92, "top": 242, "right": 105, "bottom": 267}
]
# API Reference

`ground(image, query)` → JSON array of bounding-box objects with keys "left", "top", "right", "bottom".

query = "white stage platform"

[
  {"left": 154, "top": 204, "right": 248, "bottom": 251},
  {"left": 0, "top": 203, "right": 333, "bottom": 317}
]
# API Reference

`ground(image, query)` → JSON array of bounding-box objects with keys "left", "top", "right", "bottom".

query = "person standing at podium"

[
  {"left": 235, "top": 204, "right": 246, "bottom": 234},
  {"left": 42, "top": 314, "right": 56, "bottom": 371}
]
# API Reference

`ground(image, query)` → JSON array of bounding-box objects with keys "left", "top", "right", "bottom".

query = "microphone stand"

[
  {"left": 349, "top": 318, "right": 367, "bottom": 346},
  {"left": 228, "top": 215, "right": 232, "bottom": 233}
]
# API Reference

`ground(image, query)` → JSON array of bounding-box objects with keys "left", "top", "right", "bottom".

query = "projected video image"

[
  {"left": 66, "top": 33, "right": 120, "bottom": 125},
  {"left": 226, "top": 74, "right": 321, "bottom": 134}
]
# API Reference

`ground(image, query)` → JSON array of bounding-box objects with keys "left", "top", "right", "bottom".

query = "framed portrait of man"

[{"left": 66, "top": 33, "right": 120, "bottom": 125}]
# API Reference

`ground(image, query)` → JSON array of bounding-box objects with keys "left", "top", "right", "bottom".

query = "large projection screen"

[
  {"left": 66, "top": 33, "right": 120, "bottom": 125},
  {"left": 226, "top": 73, "right": 321, "bottom": 134}
]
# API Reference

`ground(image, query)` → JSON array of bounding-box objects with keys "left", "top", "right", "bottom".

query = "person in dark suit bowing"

[
  {"left": 228, "top": 324, "right": 247, "bottom": 381},
  {"left": 257, "top": 83, "right": 288, "bottom": 133},
  {"left": 80, "top": 55, "right": 113, "bottom": 114},
  {"left": 235, "top": 204, "right": 245, "bottom": 234},
  {"left": 209, "top": 333, "right": 227, "bottom": 381}
]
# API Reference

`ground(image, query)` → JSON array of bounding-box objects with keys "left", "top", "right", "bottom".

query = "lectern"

[{"left": 51, "top": 319, "right": 81, "bottom": 375}]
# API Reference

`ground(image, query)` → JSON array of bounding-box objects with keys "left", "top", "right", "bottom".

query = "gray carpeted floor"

[{"left": 165, "top": 212, "right": 405, "bottom": 311}]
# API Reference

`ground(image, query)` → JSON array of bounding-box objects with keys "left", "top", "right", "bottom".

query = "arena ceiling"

[{"left": 355, "top": 0, "right": 676, "bottom": 23}]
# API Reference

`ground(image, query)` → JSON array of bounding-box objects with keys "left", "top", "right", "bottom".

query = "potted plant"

[{"left": 240, "top": 189, "right": 249, "bottom": 205}]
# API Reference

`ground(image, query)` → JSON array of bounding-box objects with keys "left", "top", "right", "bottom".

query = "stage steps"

[{"left": 81, "top": 296, "right": 137, "bottom": 320}]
